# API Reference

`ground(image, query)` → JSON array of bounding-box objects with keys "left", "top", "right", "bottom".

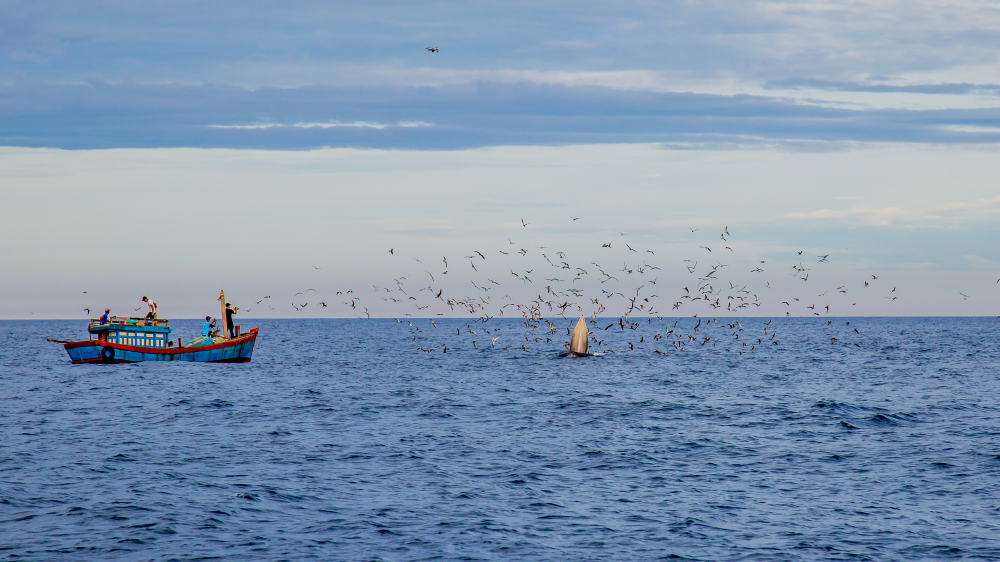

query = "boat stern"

[{"left": 63, "top": 341, "right": 109, "bottom": 364}]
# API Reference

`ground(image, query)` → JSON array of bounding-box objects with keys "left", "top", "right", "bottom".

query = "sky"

[{"left": 2, "top": 0, "right": 999, "bottom": 318}]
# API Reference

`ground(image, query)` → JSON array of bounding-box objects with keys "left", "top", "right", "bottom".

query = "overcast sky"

[{"left": 2, "top": 1, "right": 999, "bottom": 318}]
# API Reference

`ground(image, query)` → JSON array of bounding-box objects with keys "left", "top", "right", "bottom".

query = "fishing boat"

[{"left": 53, "top": 290, "right": 258, "bottom": 364}]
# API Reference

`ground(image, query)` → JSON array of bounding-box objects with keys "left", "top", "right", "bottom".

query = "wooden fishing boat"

[{"left": 53, "top": 290, "right": 258, "bottom": 364}]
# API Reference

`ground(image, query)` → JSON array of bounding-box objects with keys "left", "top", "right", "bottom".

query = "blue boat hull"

[{"left": 63, "top": 330, "right": 258, "bottom": 364}]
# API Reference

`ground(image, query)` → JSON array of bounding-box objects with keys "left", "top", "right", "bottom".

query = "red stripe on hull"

[{"left": 70, "top": 357, "right": 252, "bottom": 364}]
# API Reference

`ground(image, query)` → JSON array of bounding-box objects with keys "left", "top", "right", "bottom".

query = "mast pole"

[{"left": 219, "top": 289, "right": 227, "bottom": 339}]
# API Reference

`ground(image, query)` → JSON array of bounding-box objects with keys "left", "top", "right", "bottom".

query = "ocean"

[{"left": 2, "top": 317, "right": 999, "bottom": 561}]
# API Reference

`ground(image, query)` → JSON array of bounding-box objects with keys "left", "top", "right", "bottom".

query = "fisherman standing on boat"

[
  {"left": 225, "top": 303, "right": 238, "bottom": 338},
  {"left": 142, "top": 296, "right": 157, "bottom": 320},
  {"left": 100, "top": 309, "right": 111, "bottom": 325}
]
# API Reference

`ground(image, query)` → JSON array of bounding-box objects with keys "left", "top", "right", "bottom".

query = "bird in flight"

[
  {"left": 426, "top": 47, "right": 439, "bottom": 52},
  {"left": 388, "top": 249, "right": 394, "bottom": 255},
  {"left": 570, "top": 216, "right": 581, "bottom": 221},
  {"left": 84, "top": 308, "right": 90, "bottom": 314},
  {"left": 521, "top": 218, "right": 530, "bottom": 227}
]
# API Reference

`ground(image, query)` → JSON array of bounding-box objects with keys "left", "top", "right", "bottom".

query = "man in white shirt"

[{"left": 142, "top": 296, "right": 157, "bottom": 320}]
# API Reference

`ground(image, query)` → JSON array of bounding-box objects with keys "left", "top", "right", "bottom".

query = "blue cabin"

[{"left": 88, "top": 317, "right": 172, "bottom": 348}]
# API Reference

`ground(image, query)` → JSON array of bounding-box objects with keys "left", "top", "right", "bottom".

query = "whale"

[{"left": 558, "top": 316, "right": 592, "bottom": 357}]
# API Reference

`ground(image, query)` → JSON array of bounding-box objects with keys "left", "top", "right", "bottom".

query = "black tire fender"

[{"left": 101, "top": 345, "right": 115, "bottom": 363}]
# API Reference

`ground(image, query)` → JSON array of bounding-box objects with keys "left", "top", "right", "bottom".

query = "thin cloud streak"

[
  {"left": 208, "top": 121, "right": 432, "bottom": 130},
  {"left": 784, "top": 195, "right": 1000, "bottom": 227}
]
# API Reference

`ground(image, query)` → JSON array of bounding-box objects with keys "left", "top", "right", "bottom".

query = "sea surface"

[{"left": 2, "top": 317, "right": 1000, "bottom": 561}]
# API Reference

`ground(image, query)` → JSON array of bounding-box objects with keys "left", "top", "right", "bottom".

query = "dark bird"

[
  {"left": 426, "top": 47, "right": 439, "bottom": 52},
  {"left": 602, "top": 243, "right": 611, "bottom": 248},
  {"left": 520, "top": 218, "right": 530, "bottom": 227},
  {"left": 320, "top": 302, "right": 327, "bottom": 307},
  {"left": 84, "top": 308, "right": 90, "bottom": 314},
  {"left": 389, "top": 249, "right": 394, "bottom": 255}
]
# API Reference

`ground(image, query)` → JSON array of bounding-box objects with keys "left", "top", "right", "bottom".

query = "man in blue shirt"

[
  {"left": 100, "top": 309, "right": 111, "bottom": 325},
  {"left": 202, "top": 316, "right": 216, "bottom": 337}
]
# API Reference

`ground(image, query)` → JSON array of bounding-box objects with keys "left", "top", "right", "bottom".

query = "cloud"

[
  {"left": 784, "top": 196, "right": 1000, "bottom": 227},
  {"left": 765, "top": 79, "right": 1000, "bottom": 95},
  {"left": 938, "top": 124, "right": 1000, "bottom": 134},
  {"left": 4, "top": 79, "right": 1000, "bottom": 150},
  {"left": 6, "top": 1, "right": 1000, "bottom": 91}
]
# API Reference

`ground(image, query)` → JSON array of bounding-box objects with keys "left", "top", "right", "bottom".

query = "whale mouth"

[{"left": 569, "top": 316, "right": 589, "bottom": 355}]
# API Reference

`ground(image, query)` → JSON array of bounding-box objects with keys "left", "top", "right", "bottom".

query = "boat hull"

[{"left": 63, "top": 329, "right": 258, "bottom": 364}]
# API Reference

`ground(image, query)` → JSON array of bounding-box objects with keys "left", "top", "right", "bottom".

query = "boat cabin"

[{"left": 88, "top": 317, "right": 171, "bottom": 348}]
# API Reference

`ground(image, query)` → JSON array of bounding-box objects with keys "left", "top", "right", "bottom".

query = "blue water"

[{"left": 2, "top": 317, "right": 1000, "bottom": 561}]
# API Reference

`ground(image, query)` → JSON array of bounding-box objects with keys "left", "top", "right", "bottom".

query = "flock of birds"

[
  {"left": 235, "top": 218, "right": 930, "bottom": 356},
  {"left": 75, "top": 215, "right": 995, "bottom": 355}
]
